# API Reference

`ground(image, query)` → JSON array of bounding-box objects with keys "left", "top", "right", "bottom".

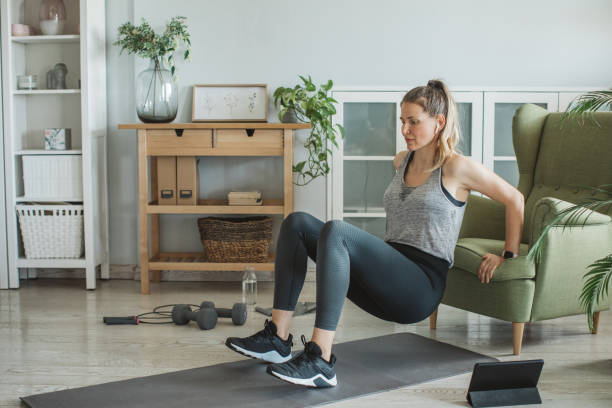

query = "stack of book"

[{"left": 228, "top": 191, "right": 262, "bottom": 206}]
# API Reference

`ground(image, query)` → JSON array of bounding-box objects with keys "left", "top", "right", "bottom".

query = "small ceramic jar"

[{"left": 17, "top": 75, "right": 38, "bottom": 90}]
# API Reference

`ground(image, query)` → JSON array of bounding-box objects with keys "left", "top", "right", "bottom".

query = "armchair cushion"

[{"left": 453, "top": 238, "right": 534, "bottom": 281}]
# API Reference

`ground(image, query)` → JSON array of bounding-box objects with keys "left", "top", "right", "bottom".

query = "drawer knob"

[
  {"left": 246, "top": 129, "right": 255, "bottom": 137},
  {"left": 174, "top": 129, "right": 184, "bottom": 137}
]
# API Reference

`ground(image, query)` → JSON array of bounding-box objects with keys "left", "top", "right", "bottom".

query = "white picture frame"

[{"left": 192, "top": 84, "right": 268, "bottom": 122}]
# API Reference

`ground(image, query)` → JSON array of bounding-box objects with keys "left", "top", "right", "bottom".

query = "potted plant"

[
  {"left": 114, "top": 16, "right": 191, "bottom": 123},
  {"left": 528, "top": 89, "right": 612, "bottom": 331},
  {"left": 273, "top": 75, "right": 344, "bottom": 186}
]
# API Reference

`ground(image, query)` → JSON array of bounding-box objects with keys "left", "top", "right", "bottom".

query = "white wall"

[{"left": 106, "top": 0, "right": 612, "bottom": 265}]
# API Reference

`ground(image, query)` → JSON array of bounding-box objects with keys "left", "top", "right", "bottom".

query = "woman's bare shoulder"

[{"left": 444, "top": 152, "right": 474, "bottom": 173}]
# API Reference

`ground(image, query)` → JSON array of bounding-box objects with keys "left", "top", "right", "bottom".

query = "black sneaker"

[
  {"left": 266, "top": 335, "right": 337, "bottom": 388},
  {"left": 225, "top": 319, "right": 293, "bottom": 363}
]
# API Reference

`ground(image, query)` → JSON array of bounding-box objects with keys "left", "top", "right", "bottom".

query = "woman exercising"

[{"left": 226, "top": 79, "right": 525, "bottom": 388}]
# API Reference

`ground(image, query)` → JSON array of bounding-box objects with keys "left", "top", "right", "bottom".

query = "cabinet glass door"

[
  {"left": 330, "top": 92, "right": 403, "bottom": 238},
  {"left": 483, "top": 93, "right": 558, "bottom": 189},
  {"left": 452, "top": 92, "right": 483, "bottom": 163},
  {"left": 451, "top": 92, "right": 484, "bottom": 197}
]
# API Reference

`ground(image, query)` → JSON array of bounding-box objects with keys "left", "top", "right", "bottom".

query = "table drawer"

[
  {"left": 214, "top": 129, "right": 284, "bottom": 156},
  {"left": 146, "top": 129, "right": 213, "bottom": 155}
]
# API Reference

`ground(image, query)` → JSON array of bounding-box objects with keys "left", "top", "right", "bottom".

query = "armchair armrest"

[
  {"left": 458, "top": 194, "right": 506, "bottom": 240},
  {"left": 529, "top": 196, "right": 611, "bottom": 246},
  {"left": 529, "top": 196, "right": 611, "bottom": 321}
]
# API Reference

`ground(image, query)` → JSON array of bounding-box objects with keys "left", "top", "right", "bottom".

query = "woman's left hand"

[{"left": 478, "top": 253, "right": 504, "bottom": 284}]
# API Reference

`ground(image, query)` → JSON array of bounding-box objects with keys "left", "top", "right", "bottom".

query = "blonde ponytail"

[{"left": 401, "top": 79, "right": 461, "bottom": 172}]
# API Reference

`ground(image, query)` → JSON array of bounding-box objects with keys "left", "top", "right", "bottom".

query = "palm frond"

[
  {"left": 561, "top": 90, "right": 612, "bottom": 127},
  {"left": 579, "top": 254, "right": 612, "bottom": 332}
]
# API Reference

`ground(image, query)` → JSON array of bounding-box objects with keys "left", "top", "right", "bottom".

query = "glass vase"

[
  {"left": 136, "top": 57, "right": 178, "bottom": 123},
  {"left": 39, "top": 0, "right": 66, "bottom": 35}
]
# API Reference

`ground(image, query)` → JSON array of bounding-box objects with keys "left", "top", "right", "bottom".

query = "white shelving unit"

[
  {"left": 1, "top": 0, "right": 109, "bottom": 289},
  {"left": 0, "top": 40, "right": 8, "bottom": 289}
]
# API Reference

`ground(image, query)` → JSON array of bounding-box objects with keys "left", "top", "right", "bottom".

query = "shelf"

[
  {"left": 11, "top": 35, "right": 80, "bottom": 44},
  {"left": 16, "top": 197, "right": 83, "bottom": 203},
  {"left": 12, "top": 89, "right": 81, "bottom": 95},
  {"left": 149, "top": 252, "right": 275, "bottom": 271},
  {"left": 119, "top": 123, "right": 311, "bottom": 130},
  {"left": 16, "top": 257, "right": 86, "bottom": 268},
  {"left": 147, "top": 199, "right": 285, "bottom": 214},
  {"left": 15, "top": 150, "right": 82, "bottom": 155}
]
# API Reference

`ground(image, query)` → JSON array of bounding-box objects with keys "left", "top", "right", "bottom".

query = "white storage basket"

[
  {"left": 16, "top": 204, "right": 84, "bottom": 259},
  {"left": 22, "top": 155, "right": 82, "bottom": 199}
]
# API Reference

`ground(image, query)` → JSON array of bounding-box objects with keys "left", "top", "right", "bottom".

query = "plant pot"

[
  {"left": 281, "top": 108, "right": 299, "bottom": 123},
  {"left": 136, "top": 57, "right": 178, "bottom": 123}
]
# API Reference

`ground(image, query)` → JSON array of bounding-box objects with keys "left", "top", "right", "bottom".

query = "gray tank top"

[{"left": 383, "top": 151, "right": 467, "bottom": 268}]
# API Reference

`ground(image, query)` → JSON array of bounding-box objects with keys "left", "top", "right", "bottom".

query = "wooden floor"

[{"left": 1, "top": 278, "right": 611, "bottom": 407}]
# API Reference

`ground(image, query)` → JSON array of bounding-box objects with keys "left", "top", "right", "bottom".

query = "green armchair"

[{"left": 430, "top": 104, "right": 612, "bottom": 355}]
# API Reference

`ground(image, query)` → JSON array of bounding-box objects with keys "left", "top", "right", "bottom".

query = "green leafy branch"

[
  {"left": 273, "top": 75, "right": 345, "bottom": 186},
  {"left": 580, "top": 254, "right": 612, "bottom": 332},
  {"left": 561, "top": 90, "right": 612, "bottom": 128},
  {"left": 113, "top": 16, "right": 191, "bottom": 78}
]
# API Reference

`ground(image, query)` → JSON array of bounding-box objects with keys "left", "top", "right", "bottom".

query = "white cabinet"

[
  {"left": 453, "top": 92, "right": 484, "bottom": 163},
  {"left": 1, "top": 0, "right": 109, "bottom": 289},
  {"left": 329, "top": 92, "right": 400, "bottom": 238}
]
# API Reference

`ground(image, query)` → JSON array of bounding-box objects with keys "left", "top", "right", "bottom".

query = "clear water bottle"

[{"left": 242, "top": 266, "right": 257, "bottom": 306}]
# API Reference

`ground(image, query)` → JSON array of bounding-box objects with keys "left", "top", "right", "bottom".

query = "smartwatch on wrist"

[{"left": 501, "top": 250, "right": 518, "bottom": 259}]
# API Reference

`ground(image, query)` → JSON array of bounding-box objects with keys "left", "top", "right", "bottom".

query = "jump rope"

[{"left": 102, "top": 304, "right": 202, "bottom": 325}]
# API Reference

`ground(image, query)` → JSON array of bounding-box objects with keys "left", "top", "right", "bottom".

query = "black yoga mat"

[{"left": 21, "top": 333, "right": 497, "bottom": 408}]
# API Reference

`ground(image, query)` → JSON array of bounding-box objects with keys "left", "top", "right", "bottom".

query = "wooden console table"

[{"left": 118, "top": 123, "right": 311, "bottom": 294}]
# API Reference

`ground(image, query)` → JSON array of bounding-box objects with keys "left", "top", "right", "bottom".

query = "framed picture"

[{"left": 192, "top": 84, "right": 268, "bottom": 122}]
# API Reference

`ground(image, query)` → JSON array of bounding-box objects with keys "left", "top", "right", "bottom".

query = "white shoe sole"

[
  {"left": 228, "top": 342, "right": 292, "bottom": 363},
  {"left": 268, "top": 370, "right": 337, "bottom": 387}
]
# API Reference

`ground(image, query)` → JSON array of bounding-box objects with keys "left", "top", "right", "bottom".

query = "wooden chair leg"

[
  {"left": 429, "top": 307, "right": 438, "bottom": 329},
  {"left": 512, "top": 322, "right": 525, "bottom": 355},
  {"left": 592, "top": 311, "right": 600, "bottom": 334}
]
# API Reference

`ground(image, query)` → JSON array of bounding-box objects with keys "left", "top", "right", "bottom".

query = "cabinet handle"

[
  {"left": 246, "top": 129, "right": 255, "bottom": 137},
  {"left": 174, "top": 129, "right": 184, "bottom": 137}
]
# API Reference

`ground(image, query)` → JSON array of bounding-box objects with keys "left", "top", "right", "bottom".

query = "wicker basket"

[
  {"left": 197, "top": 216, "right": 272, "bottom": 262},
  {"left": 16, "top": 204, "right": 84, "bottom": 259}
]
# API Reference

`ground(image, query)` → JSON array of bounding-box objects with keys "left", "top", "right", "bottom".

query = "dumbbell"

[
  {"left": 201, "top": 302, "right": 247, "bottom": 329},
  {"left": 172, "top": 302, "right": 214, "bottom": 330},
  {"left": 172, "top": 302, "right": 247, "bottom": 330}
]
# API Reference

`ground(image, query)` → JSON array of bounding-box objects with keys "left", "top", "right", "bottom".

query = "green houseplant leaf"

[
  {"left": 274, "top": 76, "right": 344, "bottom": 186},
  {"left": 113, "top": 16, "right": 191, "bottom": 80}
]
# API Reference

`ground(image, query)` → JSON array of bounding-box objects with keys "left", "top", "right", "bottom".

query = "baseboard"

[{"left": 22, "top": 265, "right": 317, "bottom": 282}]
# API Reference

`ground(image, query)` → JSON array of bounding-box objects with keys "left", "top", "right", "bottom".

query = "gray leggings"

[{"left": 273, "top": 211, "right": 447, "bottom": 331}]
